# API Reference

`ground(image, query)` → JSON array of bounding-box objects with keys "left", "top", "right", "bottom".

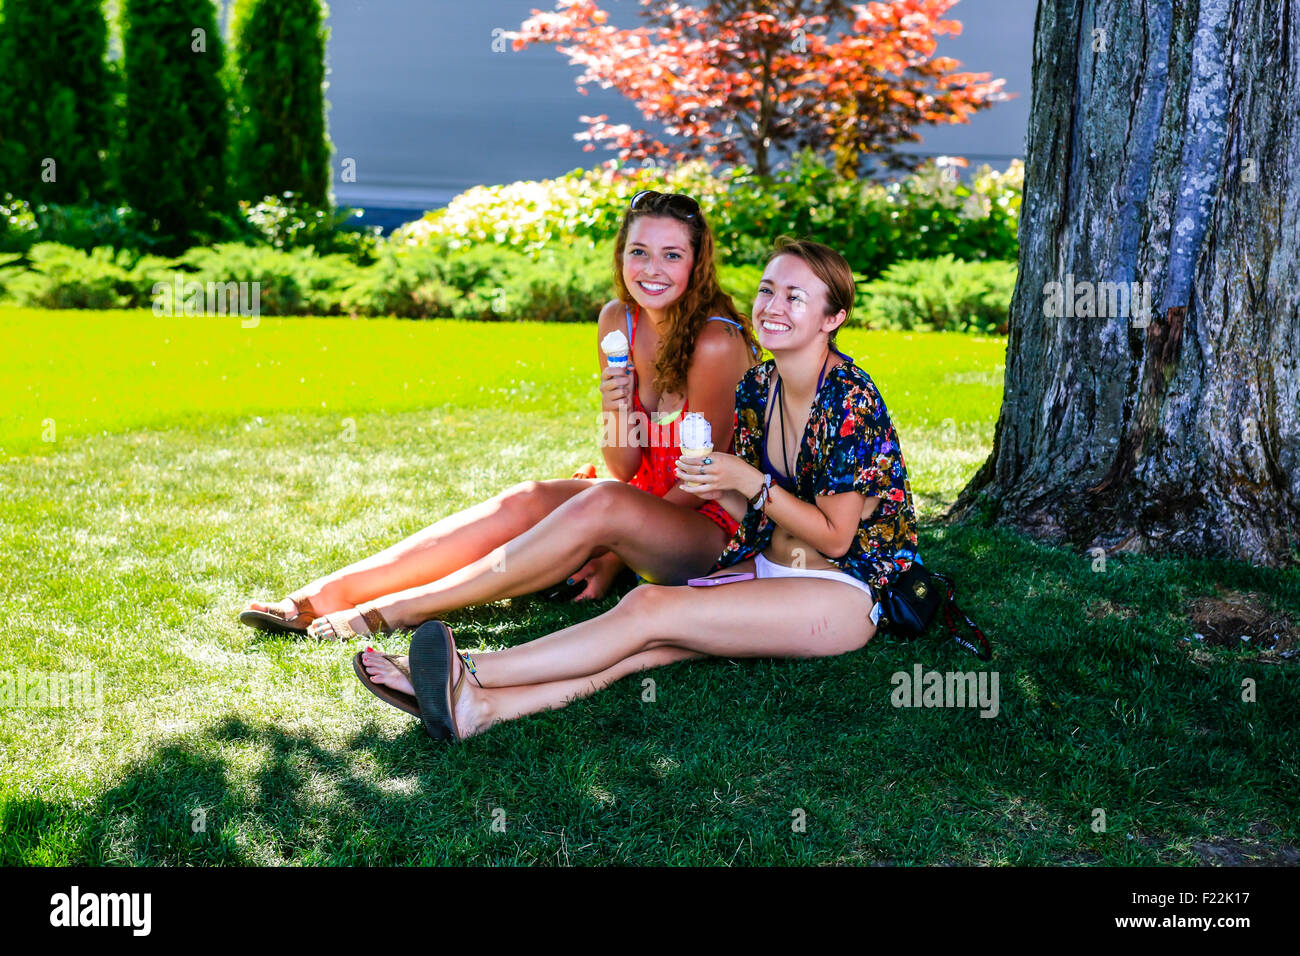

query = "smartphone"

[{"left": 686, "top": 571, "right": 756, "bottom": 587}]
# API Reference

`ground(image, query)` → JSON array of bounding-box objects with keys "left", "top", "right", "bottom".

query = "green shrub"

[
  {"left": 0, "top": 192, "right": 376, "bottom": 261},
  {"left": 0, "top": 0, "right": 114, "bottom": 204},
  {"left": 0, "top": 238, "right": 1012, "bottom": 334},
  {"left": 229, "top": 0, "right": 332, "bottom": 206},
  {"left": 0, "top": 253, "right": 26, "bottom": 299},
  {"left": 718, "top": 263, "right": 764, "bottom": 313},
  {"left": 119, "top": 0, "right": 231, "bottom": 250},
  {"left": 483, "top": 244, "right": 612, "bottom": 323},
  {"left": 855, "top": 255, "right": 1017, "bottom": 334},
  {"left": 339, "top": 247, "right": 456, "bottom": 319},
  {"left": 0, "top": 196, "right": 159, "bottom": 254},
  {"left": 339, "top": 242, "right": 612, "bottom": 322},
  {"left": 708, "top": 154, "right": 1022, "bottom": 277},
  {"left": 3, "top": 242, "right": 357, "bottom": 317},
  {"left": 173, "top": 243, "right": 356, "bottom": 316},
  {"left": 28, "top": 203, "right": 157, "bottom": 253},
  {"left": 433, "top": 242, "right": 528, "bottom": 298},
  {"left": 2, "top": 243, "right": 135, "bottom": 310},
  {"left": 393, "top": 161, "right": 727, "bottom": 258}
]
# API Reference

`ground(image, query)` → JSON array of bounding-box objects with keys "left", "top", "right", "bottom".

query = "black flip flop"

[
  {"left": 408, "top": 621, "right": 462, "bottom": 742},
  {"left": 352, "top": 651, "right": 420, "bottom": 718},
  {"left": 238, "top": 608, "right": 310, "bottom": 636}
]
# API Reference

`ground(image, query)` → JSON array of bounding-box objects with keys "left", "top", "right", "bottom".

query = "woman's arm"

[
  {"left": 675, "top": 452, "right": 865, "bottom": 557},
  {"left": 765, "top": 484, "right": 869, "bottom": 558},
  {"left": 596, "top": 300, "right": 642, "bottom": 482}
]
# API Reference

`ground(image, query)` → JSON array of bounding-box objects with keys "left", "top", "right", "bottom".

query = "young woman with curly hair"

[{"left": 241, "top": 190, "right": 760, "bottom": 640}]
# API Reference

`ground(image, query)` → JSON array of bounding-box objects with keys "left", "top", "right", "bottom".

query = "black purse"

[{"left": 877, "top": 562, "right": 992, "bottom": 660}]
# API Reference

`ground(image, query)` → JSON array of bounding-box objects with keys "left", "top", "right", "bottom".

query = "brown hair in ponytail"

[{"left": 764, "top": 236, "right": 855, "bottom": 349}]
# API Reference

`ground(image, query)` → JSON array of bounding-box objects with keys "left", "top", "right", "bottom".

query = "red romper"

[{"left": 623, "top": 304, "right": 743, "bottom": 540}]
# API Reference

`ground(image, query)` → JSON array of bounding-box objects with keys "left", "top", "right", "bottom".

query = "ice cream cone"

[
  {"left": 679, "top": 412, "right": 713, "bottom": 491},
  {"left": 601, "top": 329, "right": 630, "bottom": 370}
]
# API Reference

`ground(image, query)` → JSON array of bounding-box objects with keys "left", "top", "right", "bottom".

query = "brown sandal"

[
  {"left": 308, "top": 602, "right": 391, "bottom": 641},
  {"left": 239, "top": 595, "right": 317, "bottom": 635}
]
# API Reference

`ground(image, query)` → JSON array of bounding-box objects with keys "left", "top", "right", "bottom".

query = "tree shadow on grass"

[
  {"left": 2, "top": 668, "right": 923, "bottom": 867},
  {"left": 1, "top": 715, "right": 513, "bottom": 866},
  {"left": 6, "top": 523, "right": 1299, "bottom": 866}
]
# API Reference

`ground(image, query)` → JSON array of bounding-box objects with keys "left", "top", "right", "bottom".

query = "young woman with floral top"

[{"left": 354, "top": 238, "right": 920, "bottom": 742}]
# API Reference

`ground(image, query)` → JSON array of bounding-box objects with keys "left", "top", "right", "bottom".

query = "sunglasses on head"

[{"left": 629, "top": 190, "right": 700, "bottom": 219}]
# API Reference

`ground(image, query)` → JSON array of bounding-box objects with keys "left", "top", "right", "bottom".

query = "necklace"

[{"left": 773, "top": 352, "right": 832, "bottom": 479}]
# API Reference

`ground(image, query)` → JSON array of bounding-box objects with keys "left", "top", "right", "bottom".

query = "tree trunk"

[{"left": 948, "top": 0, "right": 1300, "bottom": 567}]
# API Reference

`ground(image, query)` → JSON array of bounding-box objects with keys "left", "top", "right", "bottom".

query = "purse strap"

[{"left": 930, "top": 572, "right": 993, "bottom": 661}]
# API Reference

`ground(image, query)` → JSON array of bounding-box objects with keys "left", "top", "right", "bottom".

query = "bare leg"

[
  {"left": 467, "top": 574, "right": 875, "bottom": 689},
  {"left": 249, "top": 478, "right": 598, "bottom": 619},
  {"left": 359, "top": 568, "right": 876, "bottom": 736},
  {"left": 314, "top": 481, "right": 728, "bottom": 636},
  {"left": 360, "top": 645, "right": 702, "bottom": 738},
  {"left": 474, "top": 647, "right": 703, "bottom": 732}
]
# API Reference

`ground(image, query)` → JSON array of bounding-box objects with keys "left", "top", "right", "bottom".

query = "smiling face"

[
  {"left": 621, "top": 215, "right": 695, "bottom": 312},
  {"left": 753, "top": 254, "right": 846, "bottom": 353}
]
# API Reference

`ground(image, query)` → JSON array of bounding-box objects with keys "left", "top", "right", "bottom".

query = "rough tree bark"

[{"left": 948, "top": 0, "right": 1300, "bottom": 567}]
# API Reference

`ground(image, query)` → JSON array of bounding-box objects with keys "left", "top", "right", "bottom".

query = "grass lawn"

[{"left": 1, "top": 306, "right": 1297, "bottom": 866}]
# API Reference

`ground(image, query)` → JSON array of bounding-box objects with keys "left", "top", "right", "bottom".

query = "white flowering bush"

[
  {"left": 394, "top": 160, "right": 726, "bottom": 257},
  {"left": 394, "top": 153, "right": 1022, "bottom": 278}
]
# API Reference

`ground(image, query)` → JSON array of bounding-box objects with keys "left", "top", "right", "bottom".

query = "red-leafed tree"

[{"left": 511, "top": 0, "right": 1010, "bottom": 178}]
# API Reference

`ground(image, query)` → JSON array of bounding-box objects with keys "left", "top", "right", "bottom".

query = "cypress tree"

[
  {"left": 230, "top": 0, "right": 332, "bottom": 206},
  {"left": 119, "top": 0, "right": 229, "bottom": 246},
  {"left": 0, "top": 0, "right": 113, "bottom": 204}
]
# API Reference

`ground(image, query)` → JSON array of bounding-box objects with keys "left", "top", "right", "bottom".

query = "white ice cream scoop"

[
  {"left": 600, "top": 329, "right": 630, "bottom": 369},
  {"left": 679, "top": 413, "right": 713, "bottom": 490},
  {"left": 680, "top": 412, "right": 713, "bottom": 454}
]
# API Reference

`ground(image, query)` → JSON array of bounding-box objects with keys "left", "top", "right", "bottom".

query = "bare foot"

[
  {"left": 571, "top": 552, "right": 628, "bottom": 602},
  {"left": 309, "top": 609, "right": 371, "bottom": 641},
  {"left": 361, "top": 646, "right": 483, "bottom": 736},
  {"left": 361, "top": 649, "right": 414, "bottom": 696}
]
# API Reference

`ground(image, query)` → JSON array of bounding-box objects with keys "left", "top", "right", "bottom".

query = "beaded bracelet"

[{"left": 749, "top": 472, "right": 773, "bottom": 511}]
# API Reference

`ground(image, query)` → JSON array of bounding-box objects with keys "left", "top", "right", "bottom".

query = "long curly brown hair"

[{"left": 612, "top": 195, "right": 759, "bottom": 396}]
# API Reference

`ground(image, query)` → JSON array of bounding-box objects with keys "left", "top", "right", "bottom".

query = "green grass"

[{"left": 2, "top": 306, "right": 1297, "bottom": 866}]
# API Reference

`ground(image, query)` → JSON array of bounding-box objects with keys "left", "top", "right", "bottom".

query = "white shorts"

[{"left": 755, "top": 553, "right": 877, "bottom": 607}]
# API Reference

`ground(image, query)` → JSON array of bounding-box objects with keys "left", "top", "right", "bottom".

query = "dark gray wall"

[{"left": 321, "top": 0, "right": 1034, "bottom": 210}]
